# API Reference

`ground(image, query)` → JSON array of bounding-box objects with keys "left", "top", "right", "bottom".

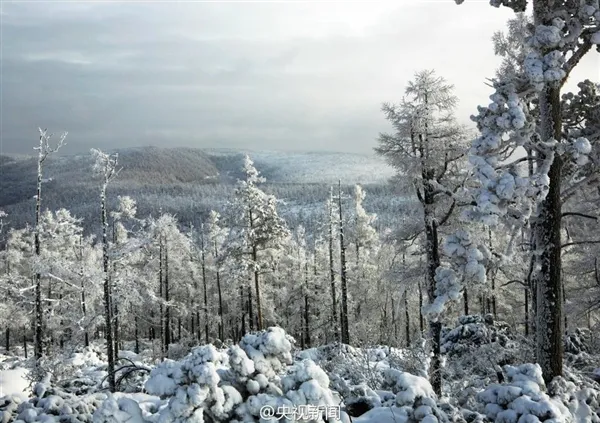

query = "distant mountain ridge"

[{"left": 0, "top": 146, "right": 403, "bottom": 234}]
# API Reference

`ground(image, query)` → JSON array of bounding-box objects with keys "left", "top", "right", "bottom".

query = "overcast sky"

[{"left": 0, "top": 1, "right": 598, "bottom": 155}]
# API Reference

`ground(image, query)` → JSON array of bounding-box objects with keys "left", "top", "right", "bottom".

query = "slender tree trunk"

[
  {"left": 112, "top": 222, "right": 120, "bottom": 359},
  {"left": 240, "top": 285, "right": 246, "bottom": 338},
  {"left": 191, "top": 268, "right": 196, "bottom": 340},
  {"left": 159, "top": 239, "right": 164, "bottom": 355},
  {"left": 404, "top": 292, "right": 410, "bottom": 346},
  {"left": 525, "top": 288, "right": 529, "bottom": 336},
  {"left": 328, "top": 191, "right": 339, "bottom": 341},
  {"left": 304, "top": 258, "right": 311, "bottom": 348},
  {"left": 34, "top": 141, "right": 44, "bottom": 362},
  {"left": 5, "top": 328, "right": 9, "bottom": 353},
  {"left": 164, "top": 239, "right": 171, "bottom": 352},
  {"left": 101, "top": 183, "right": 116, "bottom": 392},
  {"left": 248, "top": 280, "right": 254, "bottom": 331},
  {"left": 418, "top": 279, "right": 424, "bottom": 333},
  {"left": 422, "top": 171, "right": 442, "bottom": 396},
  {"left": 338, "top": 181, "right": 350, "bottom": 345},
  {"left": 252, "top": 246, "right": 262, "bottom": 331},
  {"left": 81, "top": 256, "right": 89, "bottom": 348},
  {"left": 114, "top": 303, "right": 120, "bottom": 359},
  {"left": 23, "top": 333, "right": 27, "bottom": 359},
  {"left": 134, "top": 314, "right": 139, "bottom": 354},
  {"left": 562, "top": 269, "right": 567, "bottom": 334},
  {"left": 214, "top": 240, "right": 224, "bottom": 340},
  {"left": 463, "top": 289, "right": 469, "bottom": 316},
  {"left": 216, "top": 269, "right": 224, "bottom": 340},
  {"left": 201, "top": 230, "right": 209, "bottom": 343}
]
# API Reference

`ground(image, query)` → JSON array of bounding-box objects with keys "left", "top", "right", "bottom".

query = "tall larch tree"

[{"left": 376, "top": 70, "right": 469, "bottom": 395}]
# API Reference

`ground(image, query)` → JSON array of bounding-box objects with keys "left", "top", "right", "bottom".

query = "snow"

[
  {"left": 353, "top": 406, "right": 409, "bottom": 423},
  {"left": 0, "top": 367, "right": 29, "bottom": 399}
]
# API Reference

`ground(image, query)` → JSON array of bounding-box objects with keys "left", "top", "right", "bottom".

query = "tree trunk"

[
  {"left": 532, "top": 62, "right": 564, "bottom": 384},
  {"left": 134, "top": 315, "right": 139, "bottom": 354},
  {"left": 101, "top": 184, "right": 116, "bottom": 392},
  {"left": 463, "top": 289, "right": 469, "bottom": 316},
  {"left": 248, "top": 280, "right": 254, "bottom": 331},
  {"left": 328, "top": 190, "right": 339, "bottom": 341},
  {"left": 5, "top": 328, "right": 9, "bottom": 353},
  {"left": 34, "top": 143, "right": 44, "bottom": 362},
  {"left": 164, "top": 239, "right": 171, "bottom": 353},
  {"left": 404, "top": 292, "right": 410, "bottom": 347},
  {"left": 114, "top": 303, "right": 119, "bottom": 359},
  {"left": 81, "top": 273, "right": 89, "bottom": 348},
  {"left": 215, "top": 240, "right": 224, "bottom": 340},
  {"left": 304, "top": 258, "right": 311, "bottom": 348},
  {"left": 253, "top": 247, "right": 262, "bottom": 331},
  {"left": 418, "top": 279, "right": 424, "bottom": 333},
  {"left": 240, "top": 285, "right": 246, "bottom": 338},
  {"left": 159, "top": 239, "right": 164, "bottom": 355},
  {"left": 525, "top": 288, "right": 529, "bottom": 336},
  {"left": 422, "top": 170, "right": 442, "bottom": 396},
  {"left": 338, "top": 181, "right": 350, "bottom": 345},
  {"left": 201, "top": 231, "right": 209, "bottom": 343}
]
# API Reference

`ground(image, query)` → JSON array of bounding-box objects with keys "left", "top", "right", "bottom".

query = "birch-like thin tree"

[
  {"left": 91, "top": 148, "right": 120, "bottom": 393},
  {"left": 33, "top": 129, "right": 66, "bottom": 362}
]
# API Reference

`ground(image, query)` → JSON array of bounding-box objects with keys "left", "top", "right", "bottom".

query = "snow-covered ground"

[{"left": 0, "top": 367, "right": 29, "bottom": 399}]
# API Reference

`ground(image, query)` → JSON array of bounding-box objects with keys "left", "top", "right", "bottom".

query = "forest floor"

[{"left": 1, "top": 316, "right": 600, "bottom": 422}]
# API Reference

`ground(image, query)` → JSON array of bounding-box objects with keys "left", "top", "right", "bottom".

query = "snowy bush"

[
  {"left": 565, "top": 328, "right": 592, "bottom": 355},
  {"left": 477, "top": 364, "right": 572, "bottom": 422},
  {"left": 441, "top": 315, "right": 511, "bottom": 357},
  {"left": 141, "top": 327, "right": 344, "bottom": 422},
  {"left": 355, "top": 369, "right": 455, "bottom": 422},
  {"left": 10, "top": 378, "right": 106, "bottom": 423}
]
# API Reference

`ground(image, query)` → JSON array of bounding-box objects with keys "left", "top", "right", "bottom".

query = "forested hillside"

[{"left": 0, "top": 147, "right": 401, "bottom": 236}]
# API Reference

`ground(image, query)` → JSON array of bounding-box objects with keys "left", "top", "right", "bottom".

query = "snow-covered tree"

[
  {"left": 230, "top": 156, "right": 290, "bottom": 332},
  {"left": 206, "top": 210, "right": 230, "bottom": 341},
  {"left": 33, "top": 128, "right": 66, "bottom": 363},
  {"left": 376, "top": 69, "right": 471, "bottom": 395},
  {"left": 453, "top": 0, "right": 600, "bottom": 382},
  {"left": 91, "top": 148, "right": 120, "bottom": 392}
]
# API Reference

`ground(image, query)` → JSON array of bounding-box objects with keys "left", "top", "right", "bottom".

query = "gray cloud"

[{"left": 1, "top": 1, "right": 597, "bottom": 155}]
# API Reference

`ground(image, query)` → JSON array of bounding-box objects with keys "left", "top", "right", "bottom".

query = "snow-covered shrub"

[
  {"left": 12, "top": 378, "right": 106, "bottom": 423},
  {"left": 238, "top": 327, "right": 294, "bottom": 379},
  {"left": 357, "top": 369, "right": 454, "bottom": 422},
  {"left": 442, "top": 315, "right": 531, "bottom": 411},
  {"left": 565, "top": 328, "right": 592, "bottom": 355},
  {"left": 0, "top": 395, "right": 22, "bottom": 423},
  {"left": 142, "top": 327, "right": 344, "bottom": 422},
  {"left": 477, "top": 363, "right": 570, "bottom": 422},
  {"left": 441, "top": 315, "right": 511, "bottom": 357},
  {"left": 92, "top": 393, "right": 161, "bottom": 423},
  {"left": 25, "top": 344, "right": 110, "bottom": 395},
  {"left": 92, "top": 394, "right": 146, "bottom": 423},
  {"left": 344, "top": 384, "right": 383, "bottom": 417}
]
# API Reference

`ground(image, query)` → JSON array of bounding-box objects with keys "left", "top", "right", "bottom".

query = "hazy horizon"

[{"left": 1, "top": 1, "right": 598, "bottom": 156}]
